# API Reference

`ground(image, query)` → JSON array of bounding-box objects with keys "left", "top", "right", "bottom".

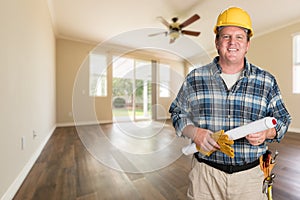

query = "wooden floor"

[{"left": 13, "top": 122, "right": 300, "bottom": 200}]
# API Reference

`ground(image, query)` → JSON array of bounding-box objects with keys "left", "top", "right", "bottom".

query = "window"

[
  {"left": 293, "top": 34, "right": 300, "bottom": 93},
  {"left": 159, "top": 63, "right": 170, "bottom": 97},
  {"left": 89, "top": 53, "right": 107, "bottom": 96}
]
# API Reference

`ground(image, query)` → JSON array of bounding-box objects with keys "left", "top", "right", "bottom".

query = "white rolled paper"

[
  {"left": 226, "top": 117, "right": 277, "bottom": 140},
  {"left": 182, "top": 117, "right": 277, "bottom": 155},
  {"left": 182, "top": 142, "right": 198, "bottom": 155}
]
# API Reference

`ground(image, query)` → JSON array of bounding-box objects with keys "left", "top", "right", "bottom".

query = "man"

[{"left": 169, "top": 7, "right": 291, "bottom": 200}]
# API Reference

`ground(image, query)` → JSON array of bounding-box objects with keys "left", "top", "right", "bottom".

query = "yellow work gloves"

[{"left": 197, "top": 130, "right": 235, "bottom": 158}]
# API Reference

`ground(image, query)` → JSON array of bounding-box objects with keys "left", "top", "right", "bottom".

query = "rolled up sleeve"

[
  {"left": 267, "top": 82, "right": 292, "bottom": 142},
  {"left": 169, "top": 80, "right": 195, "bottom": 137}
]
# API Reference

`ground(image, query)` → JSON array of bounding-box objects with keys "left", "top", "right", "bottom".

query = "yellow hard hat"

[{"left": 214, "top": 7, "right": 253, "bottom": 37}]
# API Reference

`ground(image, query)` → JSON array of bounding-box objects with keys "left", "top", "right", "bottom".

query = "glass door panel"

[
  {"left": 112, "top": 57, "right": 152, "bottom": 122},
  {"left": 112, "top": 57, "right": 134, "bottom": 122}
]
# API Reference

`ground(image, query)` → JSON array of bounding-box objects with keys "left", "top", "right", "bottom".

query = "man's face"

[{"left": 215, "top": 26, "right": 250, "bottom": 64}]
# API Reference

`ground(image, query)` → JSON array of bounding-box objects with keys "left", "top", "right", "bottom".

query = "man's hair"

[{"left": 215, "top": 26, "right": 251, "bottom": 41}]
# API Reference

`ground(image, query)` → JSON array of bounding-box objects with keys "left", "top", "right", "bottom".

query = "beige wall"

[
  {"left": 56, "top": 40, "right": 186, "bottom": 125},
  {"left": 247, "top": 22, "right": 300, "bottom": 132},
  {"left": 56, "top": 39, "right": 97, "bottom": 125},
  {"left": 56, "top": 40, "right": 122, "bottom": 125},
  {"left": 0, "top": 0, "right": 56, "bottom": 199}
]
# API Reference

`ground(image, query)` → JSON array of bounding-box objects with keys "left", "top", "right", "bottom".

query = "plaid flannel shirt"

[{"left": 169, "top": 56, "right": 291, "bottom": 165}]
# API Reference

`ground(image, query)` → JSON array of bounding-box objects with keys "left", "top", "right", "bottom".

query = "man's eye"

[{"left": 222, "top": 35, "right": 230, "bottom": 39}]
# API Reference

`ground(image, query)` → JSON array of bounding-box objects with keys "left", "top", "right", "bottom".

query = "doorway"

[{"left": 112, "top": 56, "right": 152, "bottom": 122}]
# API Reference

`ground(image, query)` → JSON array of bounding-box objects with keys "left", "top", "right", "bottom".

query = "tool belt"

[{"left": 195, "top": 156, "right": 260, "bottom": 174}]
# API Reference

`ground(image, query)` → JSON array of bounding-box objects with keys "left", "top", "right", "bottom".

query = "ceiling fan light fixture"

[
  {"left": 170, "top": 30, "right": 180, "bottom": 40},
  {"left": 150, "top": 14, "right": 201, "bottom": 43}
]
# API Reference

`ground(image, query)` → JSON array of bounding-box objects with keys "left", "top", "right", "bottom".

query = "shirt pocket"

[{"left": 242, "top": 94, "right": 268, "bottom": 121}]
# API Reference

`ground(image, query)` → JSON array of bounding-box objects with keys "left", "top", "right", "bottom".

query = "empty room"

[{"left": 1, "top": 1, "right": 300, "bottom": 200}]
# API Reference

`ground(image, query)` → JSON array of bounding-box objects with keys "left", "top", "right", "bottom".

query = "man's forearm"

[{"left": 182, "top": 125, "right": 197, "bottom": 140}]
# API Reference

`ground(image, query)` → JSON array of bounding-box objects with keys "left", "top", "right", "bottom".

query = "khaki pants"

[{"left": 187, "top": 159, "right": 268, "bottom": 200}]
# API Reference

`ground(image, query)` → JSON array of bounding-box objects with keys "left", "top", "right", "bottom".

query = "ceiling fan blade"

[
  {"left": 148, "top": 31, "right": 168, "bottom": 37},
  {"left": 157, "top": 16, "right": 170, "bottom": 28},
  {"left": 181, "top": 30, "right": 201, "bottom": 36},
  {"left": 179, "top": 14, "right": 200, "bottom": 29}
]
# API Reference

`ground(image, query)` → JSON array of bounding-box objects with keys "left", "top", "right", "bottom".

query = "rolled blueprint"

[
  {"left": 226, "top": 117, "right": 277, "bottom": 140},
  {"left": 182, "top": 117, "right": 277, "bottom": 155}
]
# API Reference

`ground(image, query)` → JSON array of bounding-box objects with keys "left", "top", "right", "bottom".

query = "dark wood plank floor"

[
  {"left": 13, "top": 122, "right": 300, "bottom": 200},
  {"left": 268, "top": 132, "right": 300, "bottom": 200}
]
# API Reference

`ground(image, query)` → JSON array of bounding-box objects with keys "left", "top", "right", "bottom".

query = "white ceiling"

[{"left": 47, "top": 0, "right": 300, "bottom": 59}]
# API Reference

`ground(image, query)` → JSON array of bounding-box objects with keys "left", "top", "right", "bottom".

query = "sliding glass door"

[{"left": 112, "top": 57, "right": 152, "bottom": 122}]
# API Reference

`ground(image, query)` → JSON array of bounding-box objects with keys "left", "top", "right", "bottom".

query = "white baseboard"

[
  {"left": 1, "top": 125, "right": 56, "bottom": 200},
  {"left": 288, "top": 127, "right": 300, "bottom": 133},
  {"left": 56, "top": 120, "right": 113, "bottom": 127},
  {"left": 156, "top": 116, "right": 170, "bottom": 120}
]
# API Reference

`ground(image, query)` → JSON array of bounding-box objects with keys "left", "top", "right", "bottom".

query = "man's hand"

[
  {"left": 193, "top": 128, "right": 220, "bottom": 153},
  {"left": 194, "top": 129, "right": 234, "bottom": 158},
  {"left": 246, "top": 128, "right": 276, "bottom": 146},
  {"left": 182, "top": 126, "right": 234, "bottom": 157}
]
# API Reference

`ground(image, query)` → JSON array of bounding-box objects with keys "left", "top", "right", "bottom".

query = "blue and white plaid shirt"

[{"left": 169, "top": 56, "right": 291, "bottom": 165}]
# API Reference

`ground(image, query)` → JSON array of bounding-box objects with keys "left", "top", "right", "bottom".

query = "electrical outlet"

[
  {"left": 33, "top": 130, "right": 37, "bottom": 139},
  {"left": 21, "top": 136, "right": 25, "bottom": 150}
]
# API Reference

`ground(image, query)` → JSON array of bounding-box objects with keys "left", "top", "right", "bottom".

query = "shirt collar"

[{"left": 211, "top": 56, "right": 252, "bottom": 77}]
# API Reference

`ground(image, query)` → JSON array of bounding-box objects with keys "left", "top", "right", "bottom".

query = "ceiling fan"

[{"left": 149, "top": 14, "right": 201, "bottom": 43}]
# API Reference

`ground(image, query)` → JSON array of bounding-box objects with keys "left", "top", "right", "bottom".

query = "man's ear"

[
  {"left": 215, "top": 39, "right": 219, "bottom": 48},
  {"left": 246, "top": 41, "right": 250, "bottom": 51}
]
